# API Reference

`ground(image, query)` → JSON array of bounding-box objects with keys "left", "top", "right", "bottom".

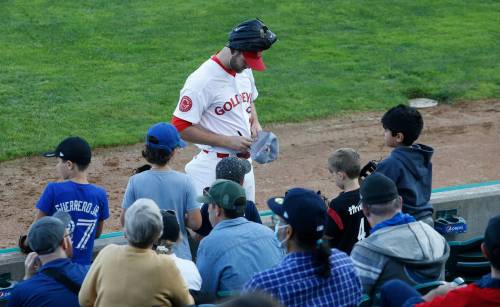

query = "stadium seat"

[
  {"left": 358, "top": 294, "right": 371, "bottom": 307},
  {"left": 216, "top": 290, "right": 239, "bottom": 298},
  {"left": 446, "top": 236, "right": 490, "bottom": 282},
  {"left": 0, "top": 273, "right": 16, "bottom": 302}
]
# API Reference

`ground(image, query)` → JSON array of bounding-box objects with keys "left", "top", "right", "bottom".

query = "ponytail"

[
  {"left": 296, "top": 232, "right": 332, "bottom": 279},
  {"left": 313, "top": 239, "right": 331, "bottom": 278}
]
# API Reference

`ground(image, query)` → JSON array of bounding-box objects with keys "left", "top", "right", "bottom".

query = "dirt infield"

[{"left": 1, "top": 100, "right": 499, "bottom": 249}]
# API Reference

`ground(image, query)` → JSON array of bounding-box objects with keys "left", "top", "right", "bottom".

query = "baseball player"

[{"left": 171, "top": 18, "right": 277, "bottom": 202}]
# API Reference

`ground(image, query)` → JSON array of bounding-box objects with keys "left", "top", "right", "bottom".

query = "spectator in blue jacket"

[
  {"left": 376, "top": 104, "right": 434, "bottom": 226},
  {"left": 196, "top": 179, "right": 282, "bottom": 298},
  {"left": 9, "top": 212, "right": 88, "bottom": 307}
]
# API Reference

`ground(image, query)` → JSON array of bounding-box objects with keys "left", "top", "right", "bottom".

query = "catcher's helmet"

[{"left": 228, "top": 18, "right": 277, "bottom": 52}]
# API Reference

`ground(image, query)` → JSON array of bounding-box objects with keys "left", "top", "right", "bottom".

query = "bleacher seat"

[
  {"left": 446, "top": 236, "right": 490, "bottom": 282},
  {"left": 216, "top": 290, "right": 239, "bottom": 298},
  {"left": 0, "top": 273, "right": 16, "bottom": 303}
]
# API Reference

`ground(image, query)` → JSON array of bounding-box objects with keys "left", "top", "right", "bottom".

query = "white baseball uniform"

[{"left": 173, "top": 56, "right": 258, "bottom": 201}]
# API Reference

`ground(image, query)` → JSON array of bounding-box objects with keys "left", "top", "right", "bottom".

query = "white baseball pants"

[{"left": 185, "top": 151, "right": 255, "bottom": 202}]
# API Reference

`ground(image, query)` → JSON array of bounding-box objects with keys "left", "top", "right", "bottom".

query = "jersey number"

[
  {"left": 68, "top": 219, "right": 97, "bottom": 249},
  {"left": 357, "top": 217, "right": 367, "bottom": 241}
]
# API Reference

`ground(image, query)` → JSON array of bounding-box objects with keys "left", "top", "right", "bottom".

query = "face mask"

[{"left": 274, "top": 220, "right": 289, "bottom": 252}]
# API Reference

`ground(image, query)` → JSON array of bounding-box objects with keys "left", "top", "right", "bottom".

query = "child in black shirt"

[{"left": 324, "top": 148, "right": 370, "bottom": 254}]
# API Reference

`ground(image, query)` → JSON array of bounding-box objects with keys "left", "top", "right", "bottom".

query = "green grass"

[{"left": 1, "top": 0, "right": 499, "bottom": 161}]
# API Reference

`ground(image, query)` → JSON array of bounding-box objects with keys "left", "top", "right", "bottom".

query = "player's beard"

[{"left": 229, "top": 56, "right": 246, "bottom": 73}]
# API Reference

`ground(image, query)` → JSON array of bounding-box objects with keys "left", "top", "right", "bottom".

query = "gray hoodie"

[{"left": 351, "top": 221, "right": 449, "bottom": 297}]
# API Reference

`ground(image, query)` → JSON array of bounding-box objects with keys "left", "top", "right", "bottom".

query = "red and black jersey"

[{"left": 325, "top": 189, "right": 370, "bottom": 254}]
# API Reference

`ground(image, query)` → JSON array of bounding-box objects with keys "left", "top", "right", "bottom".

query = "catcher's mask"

[{"left": 228, "top": 18, "right": 277, "bottom": 52}]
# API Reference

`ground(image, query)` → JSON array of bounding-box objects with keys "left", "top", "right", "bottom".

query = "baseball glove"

[
  {"left": 133, "top": 164, "right": 151, "bottom": 175},
  {"left": 359, "top": 160, "right": 378, "bottom": 184},
  {"left": 18, "top": 234, "right": 33, "bottom": 255},
  {"left": 316, "top": 190, "right": 330, "bottom": 208}
]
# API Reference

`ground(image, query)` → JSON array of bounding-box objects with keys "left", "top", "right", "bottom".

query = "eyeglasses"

[
  {"left": 64, "top": 231, "right": 73, "bottom": 240},
  {"left": 202, "top": 188, "right": 212, "bottom": 197},
  {"left": 64, "top": 226, "right": 74, "bottom": 238}
]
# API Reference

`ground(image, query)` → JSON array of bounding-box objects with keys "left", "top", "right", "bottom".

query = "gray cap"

[
  {"left": 216, "top": 157, "right": 251, "bottom": 183},
  {"left": 250, "top": 131, "right": 279, "bottom": 164},
  {"left": 28, "top": 211, "right": 71, "bottom": 255}
]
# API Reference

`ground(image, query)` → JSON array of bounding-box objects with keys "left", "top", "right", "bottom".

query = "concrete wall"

[
  {"left": 0, "top": 183, "right": 499, "bottom": 305},
  {"left": 431, "top": 183, "right": 500, "bottom": 241}
]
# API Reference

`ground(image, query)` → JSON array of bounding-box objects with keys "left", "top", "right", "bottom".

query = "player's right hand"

[{"left": 225, "top": 135, "right": 253, "bottom": 151}]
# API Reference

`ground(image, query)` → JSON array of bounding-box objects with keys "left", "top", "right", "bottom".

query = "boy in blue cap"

[{"left": 120, "top": 122, "right": 201, "bottom": 260}]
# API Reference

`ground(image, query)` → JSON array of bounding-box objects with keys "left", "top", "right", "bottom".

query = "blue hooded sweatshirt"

[{"left": 375, "top": 144, "right": 434, "bottom": 219}]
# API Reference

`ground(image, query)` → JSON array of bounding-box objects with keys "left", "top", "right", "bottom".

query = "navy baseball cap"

[
  {"left": 146, "top": 122, "right": 186, "bottom": 153},
  {"left": 43, "top": 136, "right": 92, "bottom": 165},
  {"left": 268, "top": 188, "right": 327, "bottom": 239}
]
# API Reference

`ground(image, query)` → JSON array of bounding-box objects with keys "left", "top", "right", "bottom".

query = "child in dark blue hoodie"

[{"left": 375, "top": 104, "right": 434, "bottom": 225}]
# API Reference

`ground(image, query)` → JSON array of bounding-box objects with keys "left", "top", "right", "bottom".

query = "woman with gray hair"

[{"left": 79, "top": 198, "right": 193, "bottom": 307}]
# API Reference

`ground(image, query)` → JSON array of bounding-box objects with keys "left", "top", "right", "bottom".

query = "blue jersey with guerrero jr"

[{"left": 36, "top": 181, "right": 110, "bottom": 265}]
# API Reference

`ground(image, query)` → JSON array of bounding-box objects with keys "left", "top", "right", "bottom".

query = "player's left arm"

[
  {"left": 248, "top": 69, "right": 261, "bottom": 139},
  {"left": 249, "top": 103, "right": 262, "bottom": 139}
]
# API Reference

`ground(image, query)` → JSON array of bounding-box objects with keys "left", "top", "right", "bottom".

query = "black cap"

[
  {"left": 268, "top": 188, "right": 327, "bottom": 239},
  {"left": 216, "top": 157, "right": 251, "bottom": 184},
  {"left": 43, "top": 136, "right": 91, "bottom": 166},
  {"left": 484, "top": 214, "right": 500, "bottom": 266},
  {"left": 360, "top": 173, "right": 398, "bottom": 205},
  {"left": 228, "top": 18, "right": 277, "bottom": 52}
]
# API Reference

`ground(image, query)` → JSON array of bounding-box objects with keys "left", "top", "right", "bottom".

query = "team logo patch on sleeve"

[{"left": 179, "top": 96, "right": 193, "bottom": 112}]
